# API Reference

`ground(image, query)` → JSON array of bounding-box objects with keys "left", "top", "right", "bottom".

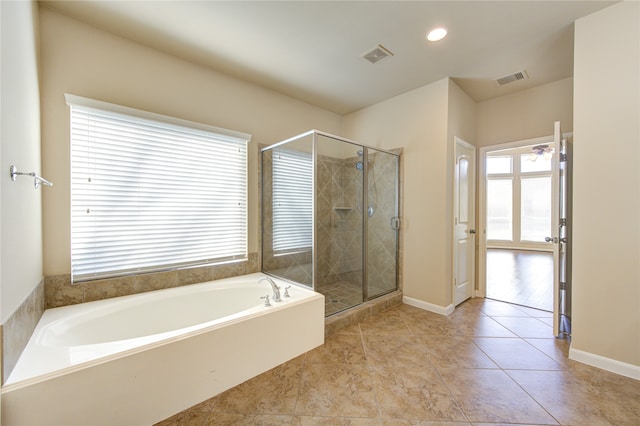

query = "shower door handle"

[{"left": 390, "top": 217, "right": 400, "bottom": 230}]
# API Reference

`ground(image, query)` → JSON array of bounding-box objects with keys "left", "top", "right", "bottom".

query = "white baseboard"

[
  {"left": 569, "top": 346, "right": 640, "bottom": 380},
  {"left": 402, "top": 296, "right": 454, "bottom": 316}
]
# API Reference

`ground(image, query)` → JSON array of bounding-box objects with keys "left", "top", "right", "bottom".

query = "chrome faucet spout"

[{"left": 259, "top": 276, "right": 282, "bottom": 302}]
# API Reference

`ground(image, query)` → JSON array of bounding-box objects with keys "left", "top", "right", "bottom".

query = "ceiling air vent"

[
  {"left": 362, "top": 44, "right": 394, "bottom": 64},
  {"left": 496, "top": 70, "right": 529, "bottom": 86}
]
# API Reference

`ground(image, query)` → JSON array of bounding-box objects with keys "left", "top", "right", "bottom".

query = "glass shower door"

[
  {"left": 366, "top": 148, "right": 399, "bottom": 298},
  {"left": 315, "top": 134, "right": 364, "bottom": 315}
]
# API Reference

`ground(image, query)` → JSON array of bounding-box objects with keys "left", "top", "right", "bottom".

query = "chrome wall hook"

[{"left": 9, "top": 165, "right": 53, "bottom": 189}]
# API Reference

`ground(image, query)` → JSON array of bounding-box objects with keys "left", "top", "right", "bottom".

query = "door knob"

[
  {"left": 545, "top": 236, "right": 558, "bottom": 243},
  {"left": 469, "top": 229, "right": 476, "bottom": 234}
]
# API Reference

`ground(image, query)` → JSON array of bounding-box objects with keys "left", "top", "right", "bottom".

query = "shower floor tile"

[
  {"left": 156, "top": 298, "right": 640, "bottom": 426},
  {"left": 320, "top": 280, "right": 394, "bottom": 316},
  {"left": 320, "top": 280, "right": 362, "bottom": 316}
]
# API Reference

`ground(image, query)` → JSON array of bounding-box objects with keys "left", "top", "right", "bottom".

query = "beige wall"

[
  {"left": 343, "top": 78, "right": 452, "bottom": 307},
  {"left": 476, "top": 77, "right": 573, "bottom": 147},
  {"left": 572, "top": 1, "right": 639, "bottom": 369},
  {"left": 448, "top": 80, "right": 477, "bottom": 145},
  {"left": 39, "top": 7, "right": 342, "bottom": 276},
  {"left": 0, "top": 1, "right": 43, "bottom": 323}
]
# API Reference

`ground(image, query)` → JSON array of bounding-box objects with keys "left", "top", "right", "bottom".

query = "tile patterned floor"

[{"left": 157, "top": 298, "right": 640, "bottom": 425}]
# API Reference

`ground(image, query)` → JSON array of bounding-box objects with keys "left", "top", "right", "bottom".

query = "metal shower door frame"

[{"left": 310, "top": 130, "right": 400, "bottom": 303}]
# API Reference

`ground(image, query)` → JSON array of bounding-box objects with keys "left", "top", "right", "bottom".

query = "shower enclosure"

[{"left": 261, "top": 130, "right": 400, "bottom": 316}]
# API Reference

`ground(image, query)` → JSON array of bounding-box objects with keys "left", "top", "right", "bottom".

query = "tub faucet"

[{"left": 259, "top": 277, "right": 282, "bottom": 302}]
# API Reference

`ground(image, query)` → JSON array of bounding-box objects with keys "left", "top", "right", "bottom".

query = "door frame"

[
  {"left": 477, "top": 134, "right": 554, "bottom": 298},
  {"left": 453, "top": 137, "right": 476, "bottom": 305}
]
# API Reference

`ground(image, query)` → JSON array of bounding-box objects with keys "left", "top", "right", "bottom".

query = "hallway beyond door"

[{"left": 486, "top": 249, "right": 553, "bottom": 311}]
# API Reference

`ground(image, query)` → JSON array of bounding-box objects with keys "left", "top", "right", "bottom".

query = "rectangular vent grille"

[
  {"left": 496, "top": 70, "right": 529, "bottom": 86},
  {"left": 362, "top": 44, "right": 394, "bottom": 64}
]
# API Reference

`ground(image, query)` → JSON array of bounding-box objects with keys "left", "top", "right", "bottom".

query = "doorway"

[
  {"left": 479, "top": 136, "right": 555, "bottom": 312},
  {"left": 478, "top": 123, "right": 572, "bottom": 338}
]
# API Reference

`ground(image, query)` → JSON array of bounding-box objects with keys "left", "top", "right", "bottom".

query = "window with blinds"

[
  {"left": 272, "top": 148, "right": 313, "bottom": 252},
  {"left": 66, "top": 94, "right": 251, "bottom": 282}
]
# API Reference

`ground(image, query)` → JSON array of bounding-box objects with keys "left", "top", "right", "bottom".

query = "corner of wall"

[
  {"left": 572, "top": 0, "right": 640, "bottom": 369},
  {"left": 1, "top": 0, "right": 45, "bottom": 384}
]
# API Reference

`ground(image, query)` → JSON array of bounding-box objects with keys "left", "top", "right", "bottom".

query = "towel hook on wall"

[{"left": 9, "top": 165, "right": 53, "bottom": 189}]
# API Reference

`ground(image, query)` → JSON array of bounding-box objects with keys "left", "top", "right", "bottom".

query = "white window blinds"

[
  {"left": 67, "top": 94, "right": 250, "bottom": 282},
  {"left": 272, "top": 148, "right": 313, "bottom": 252}
]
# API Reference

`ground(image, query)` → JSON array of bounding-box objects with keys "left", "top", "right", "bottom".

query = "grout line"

[
  {"left": 502, "top": 368, "right": 563, "bottom": 425},
  {"left": 290, "top": 351, "right": 307, "bottom": 420},
  {"left": 478, "top": 309, "right": 564, "bottom": 425},
  {"left": 357, "top": 324, "right": 385, "bottom": 421},
  {"left": 400, "top": 306, "right": 475, "bottom": 423},
  {"left": 431, "top": 364, "right": 473, "bottom": 424}
]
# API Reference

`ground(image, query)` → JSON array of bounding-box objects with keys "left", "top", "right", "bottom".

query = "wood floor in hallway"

[{"left": 486, "top": 248, "right": 553, "bottom": 311}]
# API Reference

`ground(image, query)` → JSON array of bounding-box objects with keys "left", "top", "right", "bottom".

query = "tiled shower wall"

[
  {"left": 317, "top": 151, "right": 398, "bottom": 294},
  {"left": 316, "top": 154, "right": 363, "bottom": 287},
  {"left": 366, "top": 151, "right": 399, "bottom": 295},
  {"left": 262, "top": 147, "right": 399, "bottom": 295}
]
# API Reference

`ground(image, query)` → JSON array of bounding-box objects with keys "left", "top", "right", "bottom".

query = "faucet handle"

[
  {"left": 261, "top": 295, "right": 271, "bottom": 307},
  {"left": 284, "top": 286, "right": 291, "bottom": 298}
]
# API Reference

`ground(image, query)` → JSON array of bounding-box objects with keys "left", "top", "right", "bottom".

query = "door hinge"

[{"left": 560, "top": 153, "right": 568, "bottom": 162}]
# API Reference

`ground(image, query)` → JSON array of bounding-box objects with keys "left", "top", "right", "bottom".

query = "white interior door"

[
  {"left": 547, "top": 121, "right": 572, "bottom": 337},
  {"left": 454, "top": 138, "right": 476, "bottom": 306},
  {"left": 550, "top": 123, "right": 561, "bottom": 336}
]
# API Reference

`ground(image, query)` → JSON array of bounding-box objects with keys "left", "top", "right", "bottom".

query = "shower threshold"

[
  {"left": 323, "top": 280, "right": 399, "bottom": 317},
  {"left": 324, "top": 290, "right": 402, "bottom": 336}
]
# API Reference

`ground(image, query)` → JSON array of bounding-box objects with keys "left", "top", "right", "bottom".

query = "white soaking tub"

[{"left": 1, "top": 273, "right": 324, "bottom": 425}]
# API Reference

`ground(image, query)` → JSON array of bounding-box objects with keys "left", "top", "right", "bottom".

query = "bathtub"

[{"left": 1, "top": 273, "right": 324, "bottom": 425}]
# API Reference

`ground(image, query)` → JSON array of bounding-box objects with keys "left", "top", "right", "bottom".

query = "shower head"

[{"left": 357, "top": 149, "right": 364, "bottom": 157}]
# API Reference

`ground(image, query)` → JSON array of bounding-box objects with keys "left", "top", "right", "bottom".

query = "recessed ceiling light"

[{"left": 427, "top": 27, "right": 447, "bottom": 42}]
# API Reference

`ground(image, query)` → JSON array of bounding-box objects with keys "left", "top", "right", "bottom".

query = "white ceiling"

[{"left": 42, "top": 1, "right": 616, "bottom": 115}]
